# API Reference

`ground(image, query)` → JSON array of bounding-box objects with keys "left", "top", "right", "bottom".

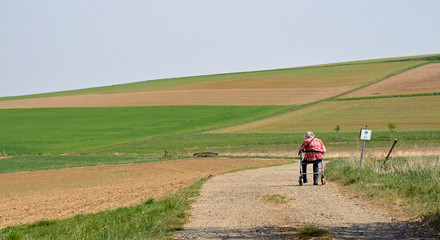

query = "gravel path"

[{"left": 178, "top": 162, "right": 438, "bottom": 239}]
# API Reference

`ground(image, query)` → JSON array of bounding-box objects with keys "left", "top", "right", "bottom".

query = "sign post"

[{"left": 359, "top": 125, "right": 372, "bottom": 167}]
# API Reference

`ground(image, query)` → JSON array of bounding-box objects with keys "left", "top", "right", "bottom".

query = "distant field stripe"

[
  {"left": 0, "top": 87, "right": 353, "bottom": 109},
  {"left": 342, "top": 63, "right": 440, "bottom": 97},
  {"left": 333, "top": 61, "right": 430, "bottom": 100}
]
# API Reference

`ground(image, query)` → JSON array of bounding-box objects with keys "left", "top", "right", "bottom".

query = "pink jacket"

[{"left": 299, "top": 137, "right": 326, "bottom": 161}]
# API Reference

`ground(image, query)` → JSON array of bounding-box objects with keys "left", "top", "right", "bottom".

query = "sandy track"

[
  {"left": 179, "top": 163, "right": 438, "bottom": 239},
  {"left": 0, "top": 158, "right": 288, "bottom": 229},
  {"left": 346, "top": 63, "right": 440, "bottom": 97},
  {"left": 0, "top": 87, "right": 352, "bottom": 109}
]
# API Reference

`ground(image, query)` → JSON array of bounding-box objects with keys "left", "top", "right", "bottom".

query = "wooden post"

[{"left": 382, "top": 139, "right": 398, "bottom": 168}]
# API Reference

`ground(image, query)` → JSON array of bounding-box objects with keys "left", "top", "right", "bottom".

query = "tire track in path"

[{"left": 179, "top": 163, "right": 438, "bottom": 239}]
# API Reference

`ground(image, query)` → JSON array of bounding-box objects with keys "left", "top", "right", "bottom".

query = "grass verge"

[
  {"left": 0, "top": 155, "right": 173, "bottom": 174},
  {"left": 325, "top": 155, "right": 440, "bottom": 228},
  {"left": 0, "top": 176, "right": 211, "bottom": 240}
]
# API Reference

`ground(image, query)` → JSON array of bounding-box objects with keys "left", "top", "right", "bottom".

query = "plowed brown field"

[
  {"left": 0, "top": 158, "right": 288, "bottom": 228},
  {"left": 345, "top": 63, "right": 440, "bottom": 97},
  {"left": 0, "top": 87, "right": 353, "bottom": 109}
]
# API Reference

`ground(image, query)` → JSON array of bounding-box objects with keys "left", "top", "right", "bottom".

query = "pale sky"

[{"left": 1, "top": 0, "right": 439, "bottom": 97}]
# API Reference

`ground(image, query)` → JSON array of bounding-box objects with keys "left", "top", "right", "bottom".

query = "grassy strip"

[
  {"left": 337, "top": 91, "right": 440, "bottom": 101},
  {"left": 326, "top": 61, "right": 430, "bottom": 101},
  {"left": 0, "top": 155, "right": 173, "bottom": 174},
  {"left": 325, "top": 156, "right": 440, "bottom": 227},
  {"left": 0, "top": 176, "right": 211, "bottom": 240}
]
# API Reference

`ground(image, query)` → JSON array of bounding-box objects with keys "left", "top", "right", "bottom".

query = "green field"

[{"left": 0, "top": 106, "right": 289, "bottom": 155}]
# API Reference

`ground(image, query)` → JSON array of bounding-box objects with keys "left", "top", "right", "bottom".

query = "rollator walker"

[{"left": 298, "top": 150, "right": 325, "bottom": 186}]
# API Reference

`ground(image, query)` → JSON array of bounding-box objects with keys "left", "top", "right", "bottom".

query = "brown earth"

[
  {"left": 0, "top": 157, "right": 288, "bottom": 229},
  {"left": 345, "top": 63, "right": 440, "bottom": 97},
  {"left": 0, "top": 87, "right": 352, "bottom": 109}
]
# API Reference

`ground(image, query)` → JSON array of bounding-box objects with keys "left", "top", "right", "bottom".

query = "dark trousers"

[{"left": 302, "top": 160, "right": 321, "bottom": 183}]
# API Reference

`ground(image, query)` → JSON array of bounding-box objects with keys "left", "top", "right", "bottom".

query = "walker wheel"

[
  {"left": 299, "top": 176, "right": 303, "bottom": 186},
  {"left": 321, "top": 176, "right": 326, "bottom": 185}
]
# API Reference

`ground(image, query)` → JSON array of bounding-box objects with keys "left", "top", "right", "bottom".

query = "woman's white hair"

[{"left": 304, "top": 131, "right": 314, "bottom": 138}]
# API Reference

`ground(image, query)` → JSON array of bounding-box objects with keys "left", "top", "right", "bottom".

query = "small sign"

[{"left": 360, "top": 129, "right": 372, "bottom": 140}]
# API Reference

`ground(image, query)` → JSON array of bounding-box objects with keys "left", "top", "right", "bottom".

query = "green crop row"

[
  {"left": 337, "top": 91, "right": 440, "bottom": 101},
  {"left": 0, "top": 155, "right": 169, "bottom": 174}
]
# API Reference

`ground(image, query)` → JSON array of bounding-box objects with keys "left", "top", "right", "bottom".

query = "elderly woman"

[{"left": 299, "top": 131, "right": 326, "bottom": 185}]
